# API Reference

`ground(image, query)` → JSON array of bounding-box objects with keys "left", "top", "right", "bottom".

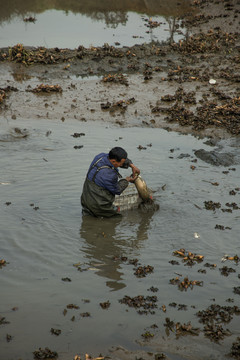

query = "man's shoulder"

[{"left": 92, "top": 152, "right": 107, "bottom": 162}]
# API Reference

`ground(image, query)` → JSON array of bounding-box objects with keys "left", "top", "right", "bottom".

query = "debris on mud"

[
  {"left": 0, "top": 86, "right": 18, "bottom": 106},
  {"left": 29, "top": 84, "right": 63, "bottom": 93},
  {"left": 215, "top": 224, "right": 231, "bottom": 231},
  {"left": 155, "top": 353, "right": 166, "bottom": 360},
  {"left": 112, "top": 255, "right": 127, "bottom": 262},
  {"left": 164, "top": 317, "right": 175, "bottom": 335},
  {"left": 226, "top": 203, "right": 239, "bottom": 210},
  {"left": 198, "top": 268, "right": 207, "bottom": 274},
  {"left": 100, "top": 301, "right": 110, "bottom": 309},
  {"left": 0, "top": 316, "right": 10, "bottom": 325},
  {"left": 50, "top": 328, "right": 61, "bottom": 336},
  {"left": 168, "top": 303, "right": 188, "bottom": 311},
  {"left": 204, "top": 262, "right": 217, "bottom": 269},
  {"left": 0, "top": 259, "right": 7, "bottom": 269},
  {"left": 80, "top": 312, "right": 91, "bottom": 317},
  {"left": 33, "top": 347, "right": 58, "bottom": 359},
  {"left": 11, "top": 127, "right": 29, "bottom": 138},
  {"left": 203, "top": 323, "right": 231, "bottom": 343},
  {"left": 6, "top": 334, "right": 12, "bottom": 342},
  {"left": 134, "top": 265, "right": 154, "bottom": 278},
  {"left": 169, "top": 260, "right": 180, "bottom": 265},
  {"left": 144, "top": 18, "right": 161, "bottom": 29},
  {"left": 141, "top": 331, "right": 154, "bottom": 339},
  {"left": 0, "top": 89, "right": 6, "bottom": 104},
  {"left": 147, "top": 286, "right": 158, "bottom": 292},
  {"left": 24, "top": 16, "right": 36, "bottom": 22},
  {"left": 164, "top": 318, "right": 200, "bottom": 337},
  {"left": 233, "top": 287, "right": 240, "bottom": 295},
  {"left": 161, "top": 304, "right": 167, "bottom": 312},
  {"left": 137, "top": 144, "right": 147, "bottom": 150},
  {"left": 196, "top": 304, "right": 240, "bottom": 325},
  {"left": 169, "top": 276, "right": 203, "bottom": 291},
  {"left": 73, "top": 262, "right": 89, "bottom": 272},
  {"left": 152, "top": 89, "right": 240, "bottom": 135},
  {"left": 119, "top": 295, "right": 157, "bottom": 314},
  {"left": 175, "top": 321, "right": 200, "bottom": 338},
  {"left": 112, "top": 256, "right": 140, "bottom": 267},
  {"left": 101, "top": 98, "right": 136, "bottom": 113},
  {"left": 178, "top": 304, "right": 188, "bottom": 311},
  {"left": 101, "top": 74, "right": 128, "bottom": 86},
  {"left": 61, "top": 277, "right": 71, "bottom": 282},
  {"left": 229, "top": 337, "right": 240, "bottom": 359},
  {"left": 171, "top": 30, "right": 237, "bottom": 54},
  {"left": 172, "top": 248, "right": 204, "bottom": 266},
  {"left": 0, "top": 22, "right": 239, "bottom": 135},
  {"left": 4, "top": 43, "right": 74, "bottom": 65},
  {"left": 111, "top": 256, "right": 155, "bottom": 278},
  {"left": 74, "top": 354, "right": 104, "bottom": 360},
  {"left": 219, "top": 266, "right": 236, "bottom": 276},
  {"left": 196, "top": 303, "right": 240, "bottom": 343},
  {"left": 204, "top": 201, "right": 221, "bottom": 210},
  {"left": 66, "top": 304, "right": 79, "bottom": 309},
  {"left": 221, "top": 208, "right": 233, "bottom": 213},
  {"left": 222, "top": 255, "right": 240, "bottom": 263},
  {"left": 71, "top": 133, "right": 85, "bottom": 138},
  {"left": 7, "top": 43, "right": 31, "bottom": 64}
]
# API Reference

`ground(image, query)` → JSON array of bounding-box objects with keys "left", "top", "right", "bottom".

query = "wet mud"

[{"left": 0, "top": 1, "right": 240, "bottom": 140}]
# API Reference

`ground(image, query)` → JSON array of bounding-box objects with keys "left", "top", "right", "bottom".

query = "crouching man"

[{"left": 81, "top": 147, "right": 140, "bottom": 217}]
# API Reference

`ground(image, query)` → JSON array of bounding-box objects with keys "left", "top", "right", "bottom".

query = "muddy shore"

[{"left": 0, "top": 0, "right": 240, "bottom": 140}]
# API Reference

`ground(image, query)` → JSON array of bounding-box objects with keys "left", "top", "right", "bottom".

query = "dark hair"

[{"left": 109, "top": 147, "right": 128, "bottom": 162}]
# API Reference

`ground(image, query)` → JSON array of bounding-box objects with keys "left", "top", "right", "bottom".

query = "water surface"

[
  {"left": 1, "top": 117, "right": 240, "bottom": 359},
  {"left": 0, "top": 0, "right": 192, "bottom": 48}
]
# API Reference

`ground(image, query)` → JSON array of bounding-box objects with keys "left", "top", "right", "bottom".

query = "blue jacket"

[{"left": 87, "top": 153, "right": 128, "bottom": 195}]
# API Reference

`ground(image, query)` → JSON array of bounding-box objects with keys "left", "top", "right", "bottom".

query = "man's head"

[{"left": 109, "top": 147, "right": 127, "bottom": 168}]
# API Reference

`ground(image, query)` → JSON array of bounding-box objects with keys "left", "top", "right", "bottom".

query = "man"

[{"left": 81, "top": 147, "right": 140, "bottom": 217}]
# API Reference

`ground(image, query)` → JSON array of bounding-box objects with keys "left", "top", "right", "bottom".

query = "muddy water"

[
  {"left": 1, "top": 116, "right": 240, "bottom": 360},
  {"left": 0, "top": 0, "right": 191, "bottom": 48}
]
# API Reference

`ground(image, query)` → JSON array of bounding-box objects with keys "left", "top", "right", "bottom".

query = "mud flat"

[{"left": 0, "top": 0, "right": 240, "bottom": 139}]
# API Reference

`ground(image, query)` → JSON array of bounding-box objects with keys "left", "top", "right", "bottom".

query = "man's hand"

[
  {"left": 130, "top": 164, "right": 140, "bottom": 177},
  {"left": 126, "top": 175, "right": 137, "bottom": 183}
]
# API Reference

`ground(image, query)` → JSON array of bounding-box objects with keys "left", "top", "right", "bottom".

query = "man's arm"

[
  {"left": 121, "top": 159, "right": 140, "bottom": 180},
  {"left": 129, "top": 163, "right": 140, "bottom": 178}
]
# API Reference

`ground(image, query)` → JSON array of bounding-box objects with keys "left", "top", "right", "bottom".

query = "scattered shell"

[
  {"left": 33, "top": 347, "right": 58, "bottom": 359},
  {"left": 209, "top": 79, "right": 216, "bottom": 84}
]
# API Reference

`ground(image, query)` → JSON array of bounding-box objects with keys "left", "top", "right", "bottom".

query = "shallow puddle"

[
  {"left": 0, "top": 0, "right": 192, "bottom": 48},
  {"left": 0, "top": 117, "right": 240, "bottom": 359}
]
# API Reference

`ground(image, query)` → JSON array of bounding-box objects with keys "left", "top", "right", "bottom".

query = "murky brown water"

[
  {"left": 0, "top": 0, "right": 192, "bottom": 48},
  {"left": 1, "top": 116, "right": 240, "bottom": 360}
]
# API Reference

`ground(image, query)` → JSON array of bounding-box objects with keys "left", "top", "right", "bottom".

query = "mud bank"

[{"left": 0, "top": 0, "right": 240, "bottom": 139}]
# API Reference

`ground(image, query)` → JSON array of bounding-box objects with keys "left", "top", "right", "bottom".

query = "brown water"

[
  {"left": 1, "top": 116, "right": 240, "bottom": 360},
  {"left": 0, "top": 0, "right": 192, "bottom": 48}
]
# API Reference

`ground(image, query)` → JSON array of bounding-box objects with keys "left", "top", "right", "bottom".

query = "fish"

[{"left": 134, "top": 175, "right": 152, "bottom": 202}]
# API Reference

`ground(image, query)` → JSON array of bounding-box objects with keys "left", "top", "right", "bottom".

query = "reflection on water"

[
  {"left": 80, "top": 209, "right": 155, "bottom": 291},
  {"left": 0, "top": 0, "right": 193, "bottom": 48},
  {"left": 1, "top": 119, "right": 240, "bottom": 359},
  {"left": 1, "top": 0, "right": 192, "bottom": 23}
]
